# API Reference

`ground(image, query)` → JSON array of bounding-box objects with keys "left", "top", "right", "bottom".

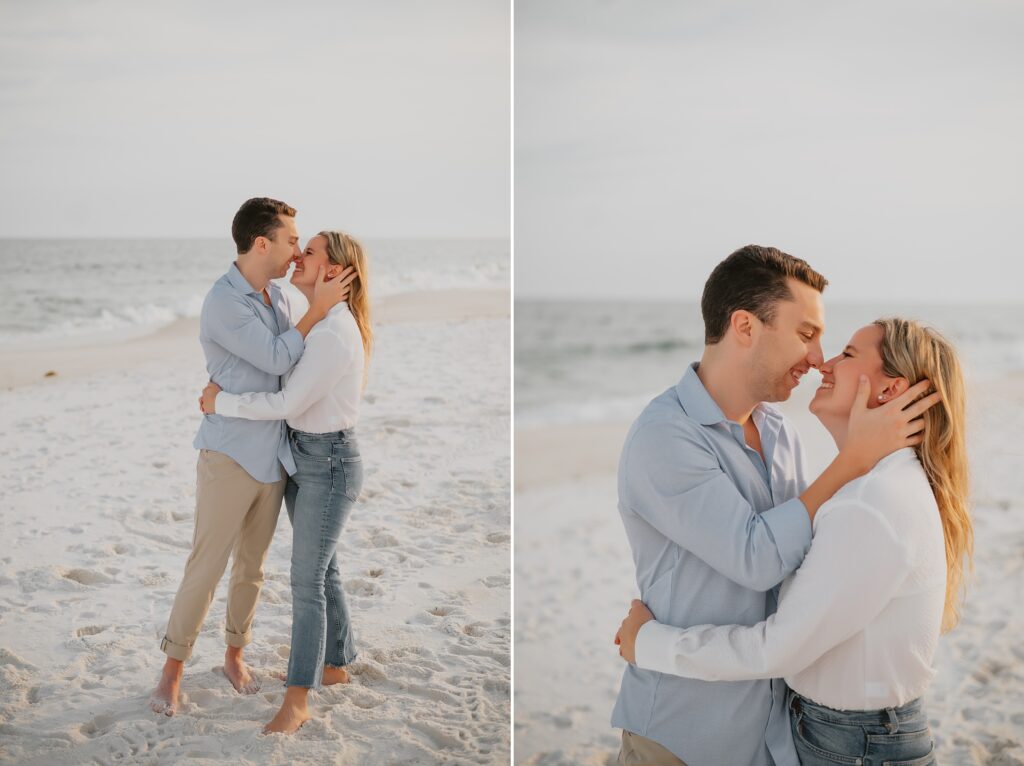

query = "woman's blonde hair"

[
  {"left": 874, "top": 318, "right": 972, "bottom": 632},
  {"left": 320, "top": 231, "right": 373, "bottom": 371}
]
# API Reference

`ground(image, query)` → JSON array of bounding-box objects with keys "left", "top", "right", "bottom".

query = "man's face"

[
  {"left": 263, "top": 215, "right": 301, "bottom": 279},
  {"left": 748, "top": 278, "right": 825, "bottom": 403}
]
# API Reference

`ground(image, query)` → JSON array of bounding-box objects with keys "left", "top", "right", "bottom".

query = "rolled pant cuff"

[
  {"left": 160, "top": 636, "right": 193, "bottom": 662},
  {"left": 225, "top": 628, "right": 252, "bottom": 648}
]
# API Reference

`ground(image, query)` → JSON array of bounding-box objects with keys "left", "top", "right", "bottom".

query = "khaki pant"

[
  {"left": 618, "top": 731, "right": 688, "bottom": 766},
  {"left": 160, "top": 450, "right": 286, "bottom": 661}
]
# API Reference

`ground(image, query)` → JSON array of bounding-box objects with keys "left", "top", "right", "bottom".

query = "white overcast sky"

[
  {"left": 516, "top": 0, "right": 1024, "bottom": 303},
  {"left": 0, "top": 0, "right": 509, "bottom": 239}
]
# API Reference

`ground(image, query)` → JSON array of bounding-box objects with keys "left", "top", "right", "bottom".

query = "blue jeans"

[
  {"left": 789, "top": 692, "right": 936, "bottom": 765},
  {"left": 284, "top": 428, "right": 363, "bottom": 689}
]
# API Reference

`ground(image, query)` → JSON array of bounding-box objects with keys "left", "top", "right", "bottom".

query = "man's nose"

[{"left": 808, "top": 341, "right": 824, "bottom": 369}]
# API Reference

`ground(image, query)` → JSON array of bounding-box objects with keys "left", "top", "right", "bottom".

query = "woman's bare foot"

[
  {"left": 269, "top": 666, "right": 350, "bottom": 686},
  {"left": 262, "top": 687, "right": 311, "bottom": 735},
  {"left": 321, "top": 665, "right": 350, "bottom": 686},
  {"left": 149, "top": 658, "right": 183, "bottom": 716},
  {"left": 221, "top": 646, "right": 260, "bottom": 694}
]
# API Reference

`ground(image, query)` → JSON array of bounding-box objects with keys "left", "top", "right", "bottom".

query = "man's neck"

[
  {"left": 695, "top": 352, "right": 759, "bottom": 425},
  {"left": 234, "top": 254, "right": 270, "bottom": 294}
]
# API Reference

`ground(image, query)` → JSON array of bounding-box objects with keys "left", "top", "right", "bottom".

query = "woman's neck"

[{"left": 820, "top": 415, "right": 847, "bottom": 450}]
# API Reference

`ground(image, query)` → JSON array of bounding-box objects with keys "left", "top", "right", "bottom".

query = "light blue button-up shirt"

[
  {"left": 193, "top": 264, "right": 303, "bottom": 483},
  {"left": 612, "top": 362, "right": 813, "bottom": 766}
]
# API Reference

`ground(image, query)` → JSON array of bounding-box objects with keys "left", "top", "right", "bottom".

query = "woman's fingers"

[
  {"left": 853, "top": 375, "right": 870, "bottom": 411},
  {"left": 894, "top": 378, "right": 932, "bottom": 406},
  {"left": 902, "top": 390, "right": 943, "bottom": 420}
]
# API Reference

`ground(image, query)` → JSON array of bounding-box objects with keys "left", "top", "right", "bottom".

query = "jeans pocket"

[
  {"left": 867, "top": 728, "right": 934, "bottom": 766},
  {"left": 881, "top": 744, "right": 935, "bottom": 766},
  {"left": 340, "top": 457, "right": 363, "bottom": 502},
  {"left": 292, "top": 437, "right": 332, "bottom": 463},
  {"left": 792, "top": 713, "right": 864, "bottom": 765}
]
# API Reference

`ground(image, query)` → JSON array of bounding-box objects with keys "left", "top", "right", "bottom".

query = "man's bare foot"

[
  {"left": 221, "top": 647, "right": 261, "bottom": 694},
  {"left": 262, "top": 687, "right": 311, "bottom": 735},
  {"left": 321, "top": 665, "right": 350, "bottom": 686},
  {"left": 149, "top": 658, "right": 183, "bottom": 716}
]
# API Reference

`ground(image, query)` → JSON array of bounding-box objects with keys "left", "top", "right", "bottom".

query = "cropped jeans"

[
  {"left": 284, "top": 428, "right": 363, "bottom": 689},
  {"left": 789, "top": 692, "right": 936, "bottom": 766}
]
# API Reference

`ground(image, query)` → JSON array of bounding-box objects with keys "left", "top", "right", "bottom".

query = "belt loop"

[{"left": 884, "top": 707, "right": 899, "bottom": 734}]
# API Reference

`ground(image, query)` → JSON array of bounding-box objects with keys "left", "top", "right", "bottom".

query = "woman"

[
  {"left": 618, "top": 318, "right": 972, "bottom": 765},
  {"left": 201, "top": 230, "right": 372, "bottom": 735}
]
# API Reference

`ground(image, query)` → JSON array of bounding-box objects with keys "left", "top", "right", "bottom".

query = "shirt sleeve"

[
  {"left": 203, "top": 291, "right": 304, "bottom": 375},
  {"left": 633, "top": 500, "right": 912, "bottom": 680},
  {"left": 623, "top": 421, "right": 812, "bottom": 591},
  {"left": 217, "top": 329, "right": 353, "bottom": 421}
]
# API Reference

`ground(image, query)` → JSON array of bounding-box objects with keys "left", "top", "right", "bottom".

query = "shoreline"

[{"left": 0, "top": 288, "right": 509, "bottom": 390}]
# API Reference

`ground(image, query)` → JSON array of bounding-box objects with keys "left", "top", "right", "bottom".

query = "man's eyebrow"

[{"left": 799, "top": 321, "right": 824, "bottom": 334}]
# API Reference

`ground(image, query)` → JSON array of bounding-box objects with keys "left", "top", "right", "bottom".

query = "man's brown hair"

[
  {"left": 701, "top": 245, "right": 827, "bottom": 345},
  {"left": 231, "top": 197, "right": 297, "bottom": 254}
]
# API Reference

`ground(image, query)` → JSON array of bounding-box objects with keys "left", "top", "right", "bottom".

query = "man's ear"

[{"left": 729, "top": 310, "right": 756, "bottom": 348}]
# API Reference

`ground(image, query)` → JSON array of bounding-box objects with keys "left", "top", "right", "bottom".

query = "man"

[
  {"left": 609, "top": 246, "right": 938, "bottom": 765},
  {"left": 149, "top": 197, "right": 355, "bottom": 716}
]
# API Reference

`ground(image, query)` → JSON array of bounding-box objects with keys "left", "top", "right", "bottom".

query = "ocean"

[
  {"left": 515, "top": 299, "right": 1024, "bottom": 427},
  {"left": 0, "top": 238, "right": 508, "bottom": 350}
]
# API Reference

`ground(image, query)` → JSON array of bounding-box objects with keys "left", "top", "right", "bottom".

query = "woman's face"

[
  {"left": 290, "top": 235, "right": 338, "bottom": 288},
  {"left": 809, "top": 324, "right": 904, "bottom": 421}
]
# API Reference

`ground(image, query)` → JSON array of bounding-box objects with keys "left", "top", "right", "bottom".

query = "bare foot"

[
  {"left": 149, "top": 658, "right": 183, "bottom": 716},
  {"left": 322, "top": 665, "right": 350, "bottom": 686},
  {"left": 269, "top": 666, "right": 350, "bottom": 686},
  {"left": 262, "top": 701, "right": 310, "bottom": 735},
  {"left": 221, "top": 648, "right": 261, "bottom": 694}
]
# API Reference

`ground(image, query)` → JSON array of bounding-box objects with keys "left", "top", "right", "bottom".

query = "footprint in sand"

[
  {"left": 344, "top": 578, "right": 384, "bottom": 597},
  {"left": 480, "top": 574, "right": 510, "bottom": 588},
  {"left": 60, "top": 568, "right": 114, "bottom": 586},
  {"left": 74, "top": 625, "right": 108, "bottom": 638},
  {"left": 462, "top": 622, "right": 489, "bottom": 638},
  {"left": 367, "top": 530, "right": 400, "bottom": 548},
  {"left": 485, "top": 532, "right": 510, "bottom": 544}
]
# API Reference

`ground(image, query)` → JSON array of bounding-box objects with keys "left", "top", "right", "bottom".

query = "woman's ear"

[{"left": 878, "top": 377, "right": 909, "bottom": 402}]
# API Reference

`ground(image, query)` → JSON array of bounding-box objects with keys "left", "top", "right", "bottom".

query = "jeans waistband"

[
  {"left": 289, "top": 427, "right": 356, "bottom": 441},
  {"left": 792, "top": 692, "right": 924, "bottom": 726}
]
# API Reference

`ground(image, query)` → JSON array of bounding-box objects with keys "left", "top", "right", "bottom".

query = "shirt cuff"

[
  {"left": 760, "top": 497, "right": 812, "bottom": 573},
  {"left": 634, "top": 620, "right": 684, "bottom": 676},
  {"left": 216, "top": 392, "right": 240, "bottom": 418}
]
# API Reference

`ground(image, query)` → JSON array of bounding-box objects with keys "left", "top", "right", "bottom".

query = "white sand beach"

[
  {"left": 514, "top": 376, "right": 1024, "bottom": 765},
  {"left": 0, "top": 288, "right": 511, "bottom": 765}
]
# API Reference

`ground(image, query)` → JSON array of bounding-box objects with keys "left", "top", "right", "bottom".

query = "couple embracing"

[
  {"left": 148, "top": 197, "right": 372, "bottom": 735},
  {"left": 613, "top": 246, "right": 972, "bottom": 765}
]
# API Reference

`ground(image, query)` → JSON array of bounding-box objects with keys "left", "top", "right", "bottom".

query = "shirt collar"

[
  {"left": 225, "top": 262, "right": 270, "bottom": 297},
  {"left": 676, "top": 363, "right": 728, "bottom": 426},
  {"left": 676, "top": 362, "right": 783, "bottom": 430}
]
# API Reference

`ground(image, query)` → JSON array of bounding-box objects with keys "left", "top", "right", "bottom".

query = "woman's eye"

[{"left": 841, "top": 352, "right": 852, "bottom": 358}]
